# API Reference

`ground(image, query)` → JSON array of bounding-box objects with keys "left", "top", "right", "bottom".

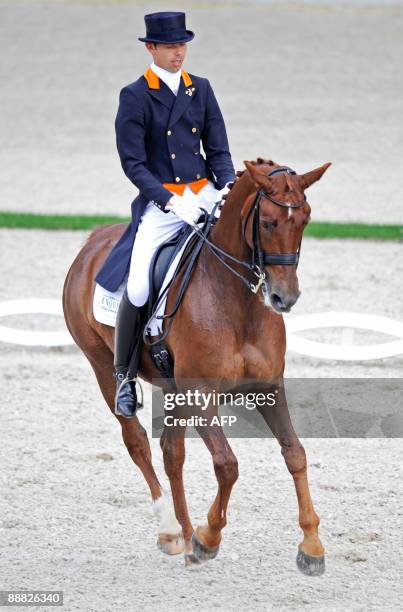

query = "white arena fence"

[{"left": 0, "top": 299, "right": 403, "bottom": 361}]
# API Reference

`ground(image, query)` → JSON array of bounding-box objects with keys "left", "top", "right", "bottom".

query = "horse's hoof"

[
  {"left": 296, "top": 548, "right": 325, "bottom": 576},
  {"left": 184, "top": 551, "right": 202, "bottom": 567},
  {"left": 157, "top": 533, "right": 185, "bottom": 555},
  {"left": 191, "top": 532, "right": 220, "bottom": 562}
]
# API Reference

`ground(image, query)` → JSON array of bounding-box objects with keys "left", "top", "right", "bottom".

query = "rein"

[
  {"left": 193, "top": 166, "right": 306, "bottom": 294},
  {"left": 144, "top": 166, "right": 305, "bottom": 345}
]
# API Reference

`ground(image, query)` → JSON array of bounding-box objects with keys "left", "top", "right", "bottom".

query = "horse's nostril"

[
  {"left": 270, "top": 292, "right": 299, "bottom": 312},
  {"left": 271, "top": 293, "right": 285, "bottom": 311}
]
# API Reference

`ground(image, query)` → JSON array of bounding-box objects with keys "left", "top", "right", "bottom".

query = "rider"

[{"left": 97, "top": 12, "right": 235, "bottom": 418}]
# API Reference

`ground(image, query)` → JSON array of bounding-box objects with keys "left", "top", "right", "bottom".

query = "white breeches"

[{"left": 126, "top": 182, "right": 222, "bottom": 306}]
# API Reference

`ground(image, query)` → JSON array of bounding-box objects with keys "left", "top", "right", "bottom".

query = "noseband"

[{"left": 244, "top": 166, "right": 306, "bottom": 270}]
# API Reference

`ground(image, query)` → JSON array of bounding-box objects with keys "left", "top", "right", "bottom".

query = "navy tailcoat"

[{"left": 95, "top": 68, "right": 235, "bottom": 292}]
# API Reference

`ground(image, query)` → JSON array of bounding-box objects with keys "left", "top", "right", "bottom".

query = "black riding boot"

[{"left": 114, "top": 290, "right": 146, "bottom": 418}]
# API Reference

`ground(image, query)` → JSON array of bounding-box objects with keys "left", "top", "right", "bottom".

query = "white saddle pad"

[{"left": 93, "top": 230, "right": 196, "bottom": 336}]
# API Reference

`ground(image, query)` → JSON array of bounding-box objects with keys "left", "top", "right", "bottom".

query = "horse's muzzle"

[{"left": 270, "top": 290, "right": 301, "bottom": 313}]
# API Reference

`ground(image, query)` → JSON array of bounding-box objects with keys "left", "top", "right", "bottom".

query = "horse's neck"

[
  {"left": 210, "top": 173, "right": 254, "bottom": 259},
  {"left": 195, "top": 173, "right": 257, "bottom": 309}
]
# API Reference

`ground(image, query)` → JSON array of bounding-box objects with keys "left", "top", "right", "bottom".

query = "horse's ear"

[
  {"left": 244, "top": 160, "right": 273, "bottom": 191},
  {"left": 299, "top": 163, "right": 331, "bottom": 190}
]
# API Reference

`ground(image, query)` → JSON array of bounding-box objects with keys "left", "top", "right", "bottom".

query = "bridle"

[
  {"left": 191, "top": 165, "right": 307, "bottom": 295},
  {"left": 243, "top": 166, "right": 306, "bottom": 277}
]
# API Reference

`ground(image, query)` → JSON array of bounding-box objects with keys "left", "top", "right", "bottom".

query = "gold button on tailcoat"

[
  {"left": 192, "top": 127, "right": 197, "bottom": 133},
  {"left": 175, "top": 177, "right": 180, "bottom": 182},
  {"left": 171, "top": 153, "right": 176, "bottom": 159}
]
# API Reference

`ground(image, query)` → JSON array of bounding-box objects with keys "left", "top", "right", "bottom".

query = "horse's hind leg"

[
  {"left": 86, "top": 346, "right": 184, "bottom": 555},
  {"left": 257, "top": 382, "right": 325, "bottom": 576}
]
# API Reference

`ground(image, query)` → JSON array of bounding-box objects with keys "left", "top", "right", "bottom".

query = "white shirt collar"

[{"left": 150, "top": 61, "right": 182, "bottom": 96}]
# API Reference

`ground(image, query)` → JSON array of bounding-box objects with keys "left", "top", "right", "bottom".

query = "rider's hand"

[
  {"left": 216, "top": 181, "right": 233, "bottom": 201},
  {"left": 166, "top": 194, "right": 202, "bottom": 227}
]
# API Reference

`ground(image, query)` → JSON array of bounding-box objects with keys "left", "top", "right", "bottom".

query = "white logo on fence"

[{"left": 0, "top": 299, "right": 402, "bottom": 361}]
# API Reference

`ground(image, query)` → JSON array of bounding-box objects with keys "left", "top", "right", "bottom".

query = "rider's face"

[{"left": 146, "top": 43, "right": 187, "bottom": 73}]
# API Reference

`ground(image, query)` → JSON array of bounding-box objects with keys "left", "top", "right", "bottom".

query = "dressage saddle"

[{"left": 148, "top": 224, "right": 194, "bottom": 307}]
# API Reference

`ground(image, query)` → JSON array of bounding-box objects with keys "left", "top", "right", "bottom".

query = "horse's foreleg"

[
  {"left": 88, "top": 353, "right": 183, "bottom": 554},
  {"left": 160, "top": 424, "right": 196, "bottom": 563},
  {"left": 192, "top": 420, "right": 239, "bottom": 562},
  {"left": 257, "top": 382, "right": 325, "bottom": 576}
]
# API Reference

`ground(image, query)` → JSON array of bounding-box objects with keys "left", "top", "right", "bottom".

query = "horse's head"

[{"left": 241, "top": 158, "right": 331, "bottom": 313}]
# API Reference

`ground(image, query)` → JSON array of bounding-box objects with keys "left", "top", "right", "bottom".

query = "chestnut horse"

[{"left": 63, "top": 158, "right": 330, "bottom": 574}]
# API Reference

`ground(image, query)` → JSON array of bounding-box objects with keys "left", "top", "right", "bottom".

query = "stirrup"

[
  {"left": 114, "top": 373, "right": 144, "bottom": 418},
  {"left": 130, "top": 376, "right": 144, "bottom": 410}
]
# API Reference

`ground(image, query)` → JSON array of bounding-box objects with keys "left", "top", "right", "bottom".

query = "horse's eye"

[{"left": 261, "top": 220, "right": 276, "bottom": 230}]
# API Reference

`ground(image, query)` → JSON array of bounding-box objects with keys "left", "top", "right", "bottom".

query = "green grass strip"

[
  {"left": 305, "top": 222, "right": 402, "bottom": 241},
  {"left": 0, "top": 211, "right": 401, "bottom": 240},
  {"left": 0, "top": 212, "right": 130, "bottom": 231}
]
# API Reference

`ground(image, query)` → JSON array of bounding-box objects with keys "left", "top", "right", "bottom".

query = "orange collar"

[
  {"left": 144, "top": 66, "right": 192, "bottom": 89},
  {"left": 163, "top": 178, "right": 208, "bottom": 196}
]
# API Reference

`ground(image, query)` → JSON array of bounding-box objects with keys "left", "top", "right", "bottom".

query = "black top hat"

[{"left": 138, "top": 11, "right": 195, "bottom": 44}]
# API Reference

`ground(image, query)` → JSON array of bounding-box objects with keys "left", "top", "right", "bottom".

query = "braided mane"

[{"left": 226, "top": 158, "right": 276, "bottom": 192}]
